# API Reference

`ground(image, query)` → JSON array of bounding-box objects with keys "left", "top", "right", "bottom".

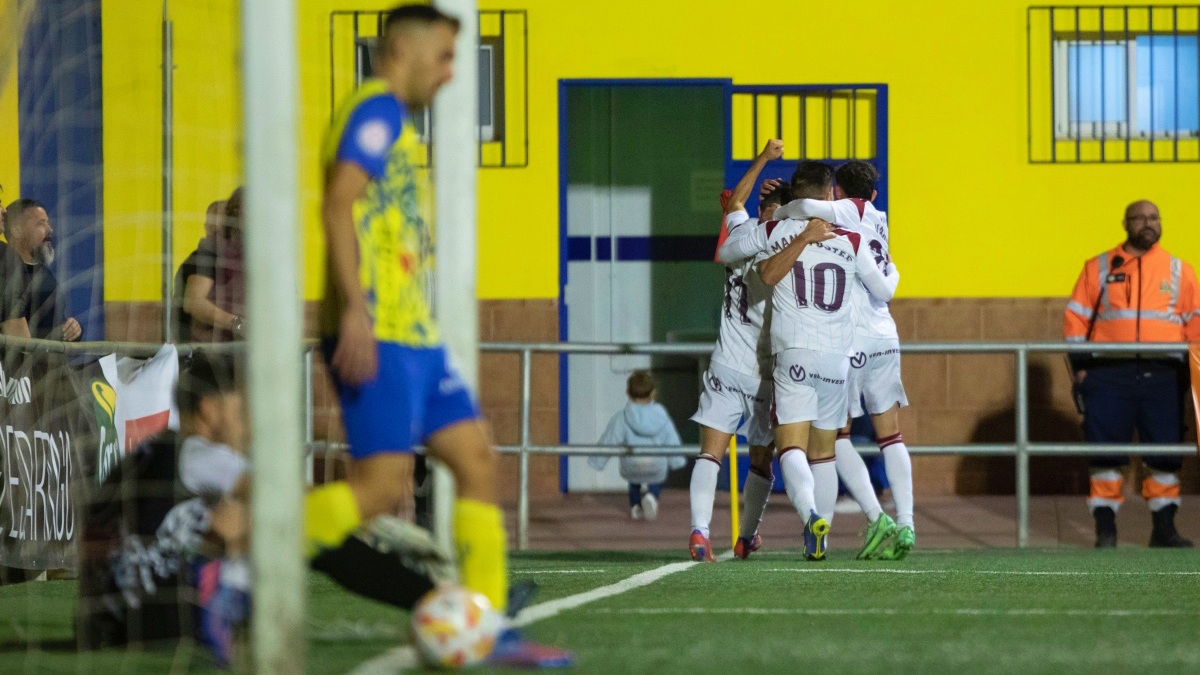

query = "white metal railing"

[
  {"left": 476, "top": 341, "right": 1195, "bottom": 550},
  {"left": 2, "top": 335, "right": 1191, "bottom": 551}
]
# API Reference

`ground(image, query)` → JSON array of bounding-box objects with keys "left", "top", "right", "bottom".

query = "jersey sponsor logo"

[
  {"left": 356, "top": 118, "right": 392, "bottom": 157},
  {"left": 870, "top": 348, "right": 900, "bottom": 358},
  {"left": 707, "top": 371, "right": 724, "bottom": 392},
  {"left": 789, "top": 365, "right": 807, "bottom": 382},
  {"left": 850, "top": 352, "right": 867, "bottom": 369},
  {"left": 808, "top": 371, "right": 846, "bottom": 386}
]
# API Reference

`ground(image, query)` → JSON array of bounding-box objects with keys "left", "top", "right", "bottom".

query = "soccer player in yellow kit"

[{"left": 309, "top": 4, "right": 507, "bottom": 615}]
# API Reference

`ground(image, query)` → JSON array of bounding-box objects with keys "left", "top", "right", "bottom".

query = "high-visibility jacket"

[{"left": 1064, "top": 243, "right": 1200, "bottom": 343}]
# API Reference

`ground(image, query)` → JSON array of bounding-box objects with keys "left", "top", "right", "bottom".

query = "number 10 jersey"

[{"left": 760, "top": 219, "right": 897, "bottom": 357}]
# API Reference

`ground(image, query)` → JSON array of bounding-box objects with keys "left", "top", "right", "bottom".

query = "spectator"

[
  {"left": 204, "top": 199, "right": 229, "bottom": 240},
  {"left": 591, "top": 370, "right": 684, "bottom": 520},
  {"left": 0, "top": 198, "right": 81, "bottom": 341},
  {"left": 174, "top": 188, "right": 246, "bottom": 342},
  {"left": 1064, "top": 199, "right": 1198, "bottom": 548}
]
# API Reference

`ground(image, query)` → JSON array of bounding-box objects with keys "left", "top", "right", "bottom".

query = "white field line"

[
  {"left": 752, "top": 548, "right": 1073, "bottom": 556},
  {"left": 510, "top": 561, "right": 696, "bottom": 627},
  {"left": 763, "top": 568, "right": 1200, "bottom": 576},
  {"left": 588, "top": 607, "right": 1196, "bottom": 618},
  {"left": 511, "top": 569, "right": 608, "bottom": 574},
  {"left": 349, "top": 550, "right": 731, "bottom": 674}
]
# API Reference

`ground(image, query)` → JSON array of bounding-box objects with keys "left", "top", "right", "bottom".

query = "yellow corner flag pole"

[{"left": 729, "top": 436, "right": 740, "bottom": 547}]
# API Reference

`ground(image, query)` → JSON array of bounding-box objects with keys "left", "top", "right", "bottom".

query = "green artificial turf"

[{"left": 1, "top": 548, "right": 1198, "bottom": 674}]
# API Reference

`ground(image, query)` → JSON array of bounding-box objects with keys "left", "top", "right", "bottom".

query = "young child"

[{"left": 591, "top": 371, "right": 684, "bottom": 520}]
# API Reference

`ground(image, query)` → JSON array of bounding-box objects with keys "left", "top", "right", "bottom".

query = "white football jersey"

[
  {"left": 711, "top": 211, "right": 771, "bottom": 379},
  {"left": 775, "top": 198, "right": 898, "bottom": 340},
  {"left": 758, "top": 218, "right": 898, "bottom": 356}
]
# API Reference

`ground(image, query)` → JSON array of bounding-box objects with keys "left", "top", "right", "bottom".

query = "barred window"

[
  {"left": 334, "top": 9, "right": 529, "bottom": 168},
  {"left": 1029, "top": 5, "right": 1200, "bottom": 163}
]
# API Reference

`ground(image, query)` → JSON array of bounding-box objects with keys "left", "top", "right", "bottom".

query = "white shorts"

[
  {"left": 773, "top": 348, "right": 849, "bottom": 430},
  {"left": 847, "top": 336, "right": 909, "bottom": 418},
  {"left": 691, "top": 360, "right": 774, "bottom": 447}
]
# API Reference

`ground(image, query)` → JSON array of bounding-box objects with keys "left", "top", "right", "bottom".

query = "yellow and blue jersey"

[{"left": 320, "top": 79, "right": 438, "bottom": 346}]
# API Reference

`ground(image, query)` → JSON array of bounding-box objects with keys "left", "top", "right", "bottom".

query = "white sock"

[
  {"left": 689, "top": 455, "right": 721, "bottom": 538},
  {"left": 835, "top": 437, "right": 883, "bottom": 522},
  {"left": 779, "top": 448, "right": 816, "bottom": 524},
  {"left": 739, "top": 469, "right": 773, "bottom": 538},
  {"left": 880, "top": 434, "right": 914, "bottom": 529},
  {"left": 811, "top": 458, "right": 838, "bottom": 524}
]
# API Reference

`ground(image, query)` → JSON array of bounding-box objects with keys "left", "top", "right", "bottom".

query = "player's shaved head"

[
  {"left": 381, "top": 4, "right": 460, "bottom": 53},
  {"left": 834, "top": 161, "right": 878, "bottom": 200},
  {"left": 790, "top": 161, "right": 835, "bottom": 200},
  {"left": 377, "top": 4, "right": 460, "bottom": 109}
]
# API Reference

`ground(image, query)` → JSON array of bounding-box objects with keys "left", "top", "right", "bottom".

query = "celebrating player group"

[{"left": 688, "top": 139, "right": 916, "bottom": 563}]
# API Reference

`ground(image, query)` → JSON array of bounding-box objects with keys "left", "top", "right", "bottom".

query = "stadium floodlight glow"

[{"left": 241, "top": 0, "right": 305, "bottom": 672}]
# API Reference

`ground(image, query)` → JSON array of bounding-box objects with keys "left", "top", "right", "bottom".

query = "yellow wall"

[
  {"left": 95, "top": 0, "right": 1200, "bottom": 302},
  {"left": 102, "top": 0, "right": 242, "bottom": 302},
  {"left": 0, "top": 0, "right": 20, "bottom": 204}
]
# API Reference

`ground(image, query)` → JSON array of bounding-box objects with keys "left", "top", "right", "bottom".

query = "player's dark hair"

[
  {"left": 834, "top": 160, "right": 879, "bottom": 200},
  {"left": 177, "top": 352, "right": 240, "bottom": 416},
  {"left": 789, "top": 161, "right": 834, "bottom": 200},
  {"left": 4, "top": 198, "right": 44, "bottom": 235},
  {"left": 761, "top": 184, "right": 793, "bottom": 210},
  {"left": 222, "top": 186, "right": 244, "bottom": 237},
  {"left": 383, "top": 4, "right": 462, "bottom": 37},
  {"left": 627, "top": 370, "right": 656, "bottom": 400}
]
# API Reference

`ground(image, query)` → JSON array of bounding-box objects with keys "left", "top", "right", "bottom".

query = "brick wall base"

[{"left": 103, "top": 297, "right": 1196, "bottom": 501}]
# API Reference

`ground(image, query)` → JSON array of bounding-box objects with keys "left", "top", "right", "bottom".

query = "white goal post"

[{"left": 242, "top": 0, "right": 305, "bottom": 672}]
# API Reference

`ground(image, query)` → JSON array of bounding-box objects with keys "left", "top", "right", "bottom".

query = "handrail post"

[
  {"left": 518, "top": 349, "right": 532, "bottom": 551},
  {"left": 1015, "top": 347, "right": 1030, "bottom": 548}
]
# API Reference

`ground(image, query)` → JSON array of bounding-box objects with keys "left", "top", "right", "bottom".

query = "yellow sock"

[
  {"left": 304, "top": 481, "right": 362, "bottom": 559},
  {"left": 453, "top": 498, "right": 508, "bottom": 612}
]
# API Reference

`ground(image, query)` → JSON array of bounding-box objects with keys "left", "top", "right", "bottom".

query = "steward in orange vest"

[{"left": 1063, "top": 200, "right": 1196, "bottom": 549}]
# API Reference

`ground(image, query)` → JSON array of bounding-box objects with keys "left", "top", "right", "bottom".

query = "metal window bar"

[
  {"left": 1080, "top": 6, "right": 1089, "bottom": 156},
  {"left": 1174, "top": 6, "right": 1180, "bottom": 158},
  {"left": 1032, "top": 5, "right": 1200, "bottom": 163},
  {"left": 732, "top": 86, "right": 876, "bottom": 161},
  {"left": 1051, "top": 8, "right": 1058, "bottom": 162},
  {"left": 328, "top": 9, "right": 529, "bottom": 168},
  {"left": 1150, "top": 7, "right": 1156, "bottom": 160}
]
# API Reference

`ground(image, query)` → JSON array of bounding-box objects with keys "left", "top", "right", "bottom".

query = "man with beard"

[
  {"left": 0, "top": 199, "right": 81, "bottom": 340},
  {"left": 1064, "top": 200, "right": 1199, "bottom": 548}
]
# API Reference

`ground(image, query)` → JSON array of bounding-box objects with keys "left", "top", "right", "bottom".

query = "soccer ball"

[{"left": 412, "top": 585, "right": 504, "bottom": 669}]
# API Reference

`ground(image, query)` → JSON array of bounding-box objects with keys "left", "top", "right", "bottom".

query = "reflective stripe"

[
  {"left": 1065, "top": 335, "right": 1086, "bottom": 343},
  {"left": 1168, "top": 257, "right": 1182, "bottom": 313},
  {"left": 1097, "top": 252, "right": 1111, "bottom": 313},
  {"left": 1095, "top": 309, "right": 1185, "bottom": 324},
  {"left": 1066, "top": 300, "right": 1094, "bottom": 320}
]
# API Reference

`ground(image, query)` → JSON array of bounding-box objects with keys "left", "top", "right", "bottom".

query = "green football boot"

[
  {"left": 856, "top": 512, "right": 897, "bottom": 560},
  {"left": 879, "top": 526, "right": 915, "bottom": 561}
]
